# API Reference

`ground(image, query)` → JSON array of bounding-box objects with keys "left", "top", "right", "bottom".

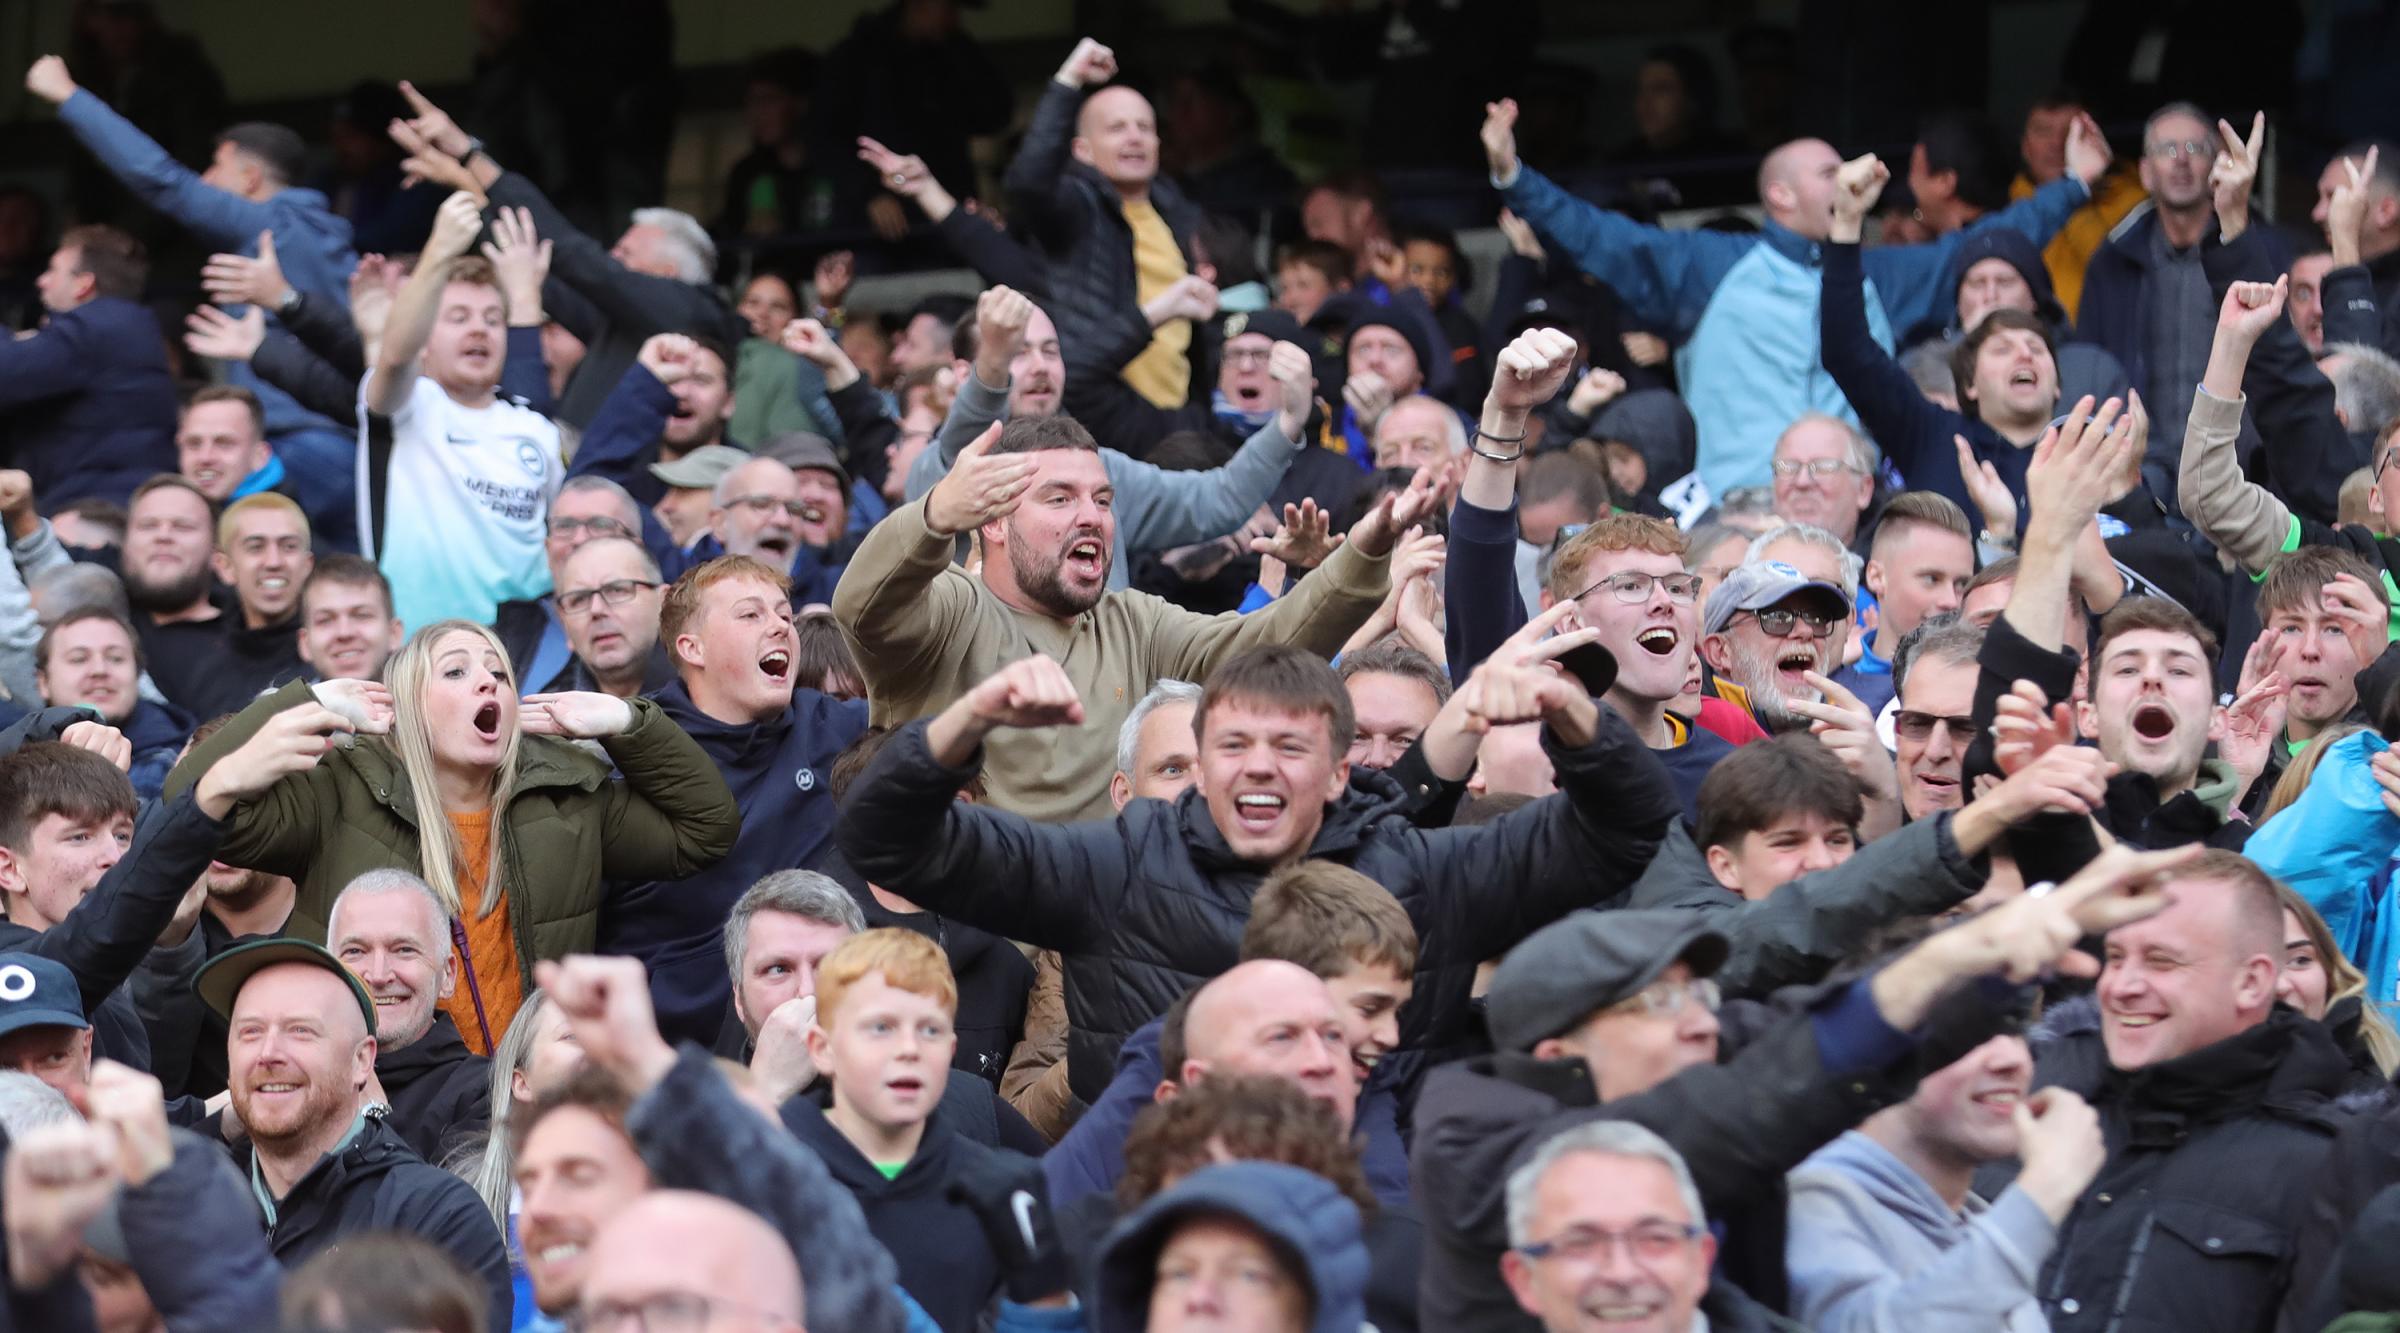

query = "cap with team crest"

[{"left": 0, "top": 953, "right": 89, "bottom": 1038}]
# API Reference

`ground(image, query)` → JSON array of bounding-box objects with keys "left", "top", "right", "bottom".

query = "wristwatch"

[
  {"left": 454, "top": 136, "right": 485, "bottom": 164},
  {"left": 275, "top": 288, "right": 303, "bottom": 316}
]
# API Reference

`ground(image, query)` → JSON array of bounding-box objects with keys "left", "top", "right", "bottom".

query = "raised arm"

[
  {"left": 31, "top": 58, "right": 277, "bottom": 251},
  {"left": 364, "top": 191, "right": 487, "bottom": 417},
  {"left": 2179, "top": 278, "right": 2309, "bottom": 573},
  {"left": 1445, "top": 328, "right": 1583, "bottom": 676},
  {"left": 1000, "top": 41, "right": 1118, "bottom": 252},
  {"left": 1482, "top": 97, "right": 1747, "bottom": 335},
  {"left": 1107, "top": 340, "right": 1312, "bottom": 552},
  {"left": 1823, "top": 154, "right": 1973, "bottom": 505},
  {"left": 837, "top": 668, "right": 1132, "bottom": 951},
  {"left": 832, "top": 428, "right": 1021, "bottom": 681}
]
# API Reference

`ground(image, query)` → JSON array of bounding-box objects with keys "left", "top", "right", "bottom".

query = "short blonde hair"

[
  {"left": 816, "top": 928, "right": 958, "bottom": 1027},
  {"left": 216, "top": 491, "right": 310, "bottom": 553}
]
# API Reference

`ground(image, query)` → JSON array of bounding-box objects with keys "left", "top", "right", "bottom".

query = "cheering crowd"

[{"left": 4, "top": 7, "right": 2400, "bottom": 1332}]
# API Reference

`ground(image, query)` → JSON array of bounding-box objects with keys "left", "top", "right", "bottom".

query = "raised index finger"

[{"left": 1800, "top": 668, "right": 1866, "bottom": 716}]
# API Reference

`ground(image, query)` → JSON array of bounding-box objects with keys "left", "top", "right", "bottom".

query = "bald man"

[
  {"left": 1170, "top": 959, "right": 1358, "bottom": 1130},
  {"left": 1005, "top": 37, "right": 1204, "bottom": 413},
  {"left": 1481, "top": 98, "right": 2112, "bottom": 500},
  {"left": 578, "top": 1191, "right": 807, "bottom": 1331}
]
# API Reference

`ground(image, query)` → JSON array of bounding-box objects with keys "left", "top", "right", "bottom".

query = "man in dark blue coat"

[
  {"left": 600, "top": 554, "right": 867, "bottom": 1046},
  {"left": 0, "top": 225, "right": 176, "bottom": 509}
]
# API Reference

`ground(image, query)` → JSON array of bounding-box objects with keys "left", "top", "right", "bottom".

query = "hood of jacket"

[
  {"left": 1097, "top": 1161, "right": 1368, "bottom": 1333},
  {"left": 1943, "top": 228, "right": 2069, "bottom": 330},
  {"left": 1801, "top": 1130, "right": 1974, "bottom": 1240},
  {"left": 375, "top": 1012, "right": 479, "bottom": 1094}
]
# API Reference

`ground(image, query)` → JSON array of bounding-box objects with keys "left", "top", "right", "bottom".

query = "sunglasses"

[{"left": 1894, "top": 710, "right": 1978, "bottom": 744}]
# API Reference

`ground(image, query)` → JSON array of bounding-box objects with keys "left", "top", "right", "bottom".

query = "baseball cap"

[
  {"left": 1701, "top": 560, "right": 1852, "bottom": 636},
  {"left": 0, "top": 953, "right": 89, "bottom": 1040},
  {"left": 648, "top": 443, "right": 750, "bottom": 491},
  {"left": 754, "top": 432, "right": 851, "bottom": 490},
  {"left": 1484, "top": 910, "right": 1729, "bottom": 1053},
  {"left": 194, "top": 938, "right": 377, "bottom": 1034}
]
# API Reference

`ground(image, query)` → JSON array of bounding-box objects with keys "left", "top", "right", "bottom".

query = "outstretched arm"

[
  {"left": 32, "top": 58, "right": 275, "bottom": 251},
  {"left": 365, "top": 191, "right": 486, "bottom": 417}
]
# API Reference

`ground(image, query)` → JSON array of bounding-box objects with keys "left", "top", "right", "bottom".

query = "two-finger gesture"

[
  {"left": 2208, "top": 111, "right": 2267, "bottom": 238},
  {"left": 967, "top": 655, "right": 1085, "bottom": 731}
]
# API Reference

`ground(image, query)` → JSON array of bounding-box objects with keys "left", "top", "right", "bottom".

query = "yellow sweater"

[
  {"left": 2010, "top": 167, "right": 2150, "bottom": 324},
  {"left": 1120, "top": 198, "right": 1192, "bottom": 408}
]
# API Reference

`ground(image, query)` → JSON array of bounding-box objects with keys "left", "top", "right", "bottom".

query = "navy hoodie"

[{"left": 599, "top": 678, "right": 868, "bottom": 1045}]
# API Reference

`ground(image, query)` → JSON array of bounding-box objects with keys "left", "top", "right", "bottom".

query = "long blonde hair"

[
  {"left": 455, "top": 989, "right": 551, "bottom": 1222},
  {"left": 2276, "top": 882, "right": 2400, "bottom": 1076},
  {"left": 381, "top": 620, "right": 525, "bottom": 919}
]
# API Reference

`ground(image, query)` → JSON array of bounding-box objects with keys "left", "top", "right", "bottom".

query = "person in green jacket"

[{"left": 167, "top": 618, "right": 739, "bottom": 1052}]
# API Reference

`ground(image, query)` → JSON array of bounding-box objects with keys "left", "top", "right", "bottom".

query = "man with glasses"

[
  {"left": 1417, "top": 849, "right": 2185, "bottom": 1328},
  {"left": 1545, "top": 515, "right": 1740, "bottom": 821},
  {"left": 1893, "top": 619, "right": 1988, "bottom": 822},
  {"left": 600, "top": 556, "right": 867, "bottom": 1046},
  {"left": 1770, "top": 415, "right": 1878, "bottom": 549},
  {"left": 1699, "top": 561, "right": 1852, "bottom": 733},
  {"left": 492, "top": 476, "right": 645, "bottom": 700},
  {"left": 2085, "top": 103, "right": 2290, "bottom": 472},
  {"left": 551, "top": 538, "right": 671, "bottom": 699},
  {"left": 1501, "top": 1121, "right": 1739, "bottom": 1333}
]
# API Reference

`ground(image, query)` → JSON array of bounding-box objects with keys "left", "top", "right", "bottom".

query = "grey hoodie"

[{"left": 1787, "top": 1130, "right": 2055, "bottom": 1333}]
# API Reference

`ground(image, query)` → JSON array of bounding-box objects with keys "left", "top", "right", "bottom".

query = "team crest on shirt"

[
  {"left": 514, "top": 439, "right": 547, "bottom": 477},
  {"left": 795, "top": 767, "right": 817, "bottom": 792}
]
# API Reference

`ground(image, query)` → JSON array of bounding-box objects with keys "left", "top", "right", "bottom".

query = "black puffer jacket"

[
  {"left": 1002, "top": 80, "right": 1202, "bottom": 342},
  {"left": 377, "top": 1013, "right": 492, "bottom": 1166},
  {"left": 2029, "top": 1005, "right": 2350, "bottom": 1333},
  {"left": 837, "top": 711, "right": 1678, "bottom": 1105},
  {"left": 235, "top": 1113, "right": 511, "bottom": 1331}
]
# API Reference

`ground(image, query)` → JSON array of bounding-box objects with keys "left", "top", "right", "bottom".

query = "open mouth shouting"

[
  {"left": 754, "top": 530, "right": 797, "bottom": 561},
  {"left": 473, "top": 700, "right": 502, "bottom": 740},
  {"left": 758, "top": 646, "right": 792, "bottom": 686},
  {"left": 2130, "top": 702, "right": 2176, "bottom": 742},
  {"left": 1231, "top": 790, "right": 1287, "bottom": 835},
  {"left": 1635, "top": 626, "right": 1679, "bottom": 656},
  {"left": 1061, "top": 533, "right": 1106, "bottom": 584},
  {"left": 1774, "top": 643, "right": 1822, "bottom": 689}
]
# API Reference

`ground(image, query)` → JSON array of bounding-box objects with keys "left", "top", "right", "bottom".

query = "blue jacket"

[
  {"left": 1502, "top": 163, "right": 2090, "bottom": 498},
  {"left": 1097, "top": 1163, "right": 1369, "bottom": 1333},
  {"left": 123, "top": 696, "right": 195, "bottom": 803},
  {"left": 57, "top": 88, "right": 357, "bottom": 443},
  {"left": 2247, "top": 729, "right": 2400, "bottom": 1023},
  {"left": 0, "top": 296, "right": 178, "bottom": 509},
  {"left": 1043, "top": 1016, "right": 1414, "bottom": 1215},
  {"left": 599, "top": 678, "right": 868, "bottom": 1045}
]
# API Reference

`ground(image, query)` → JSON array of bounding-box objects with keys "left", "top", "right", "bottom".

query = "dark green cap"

[{"left": 194, "top": 938, "right": 377, "bottom": 1035}]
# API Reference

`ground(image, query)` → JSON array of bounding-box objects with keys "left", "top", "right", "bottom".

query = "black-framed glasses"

[
  {"left": 1572, "top": 571, "right": 1703, "bottom": 606},
  {"left": 569, "top": 1292, "right": 800, "bottom": 1332},
  {"left": 547, "top": 515, "right": 633, "bottom": 540},
  {"left": 1517, "top": 1220, "right": 1705, "bottom": 1266},
  {"left": 1894, "top": 710, "right": 1978, "bottom": 744},
  {"left": 555, "top": 579, "right": 661, "bottom": 615},
  {"left": 1741, "top": 606, "right": 1841, "bottom": 637},
  {"left": 1769, "top": 458, "right": 1862, "bottom": 480}
]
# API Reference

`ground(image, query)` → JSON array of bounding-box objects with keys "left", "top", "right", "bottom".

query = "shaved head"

[
  {"left": 1178, "top": 959, "right": 1356, "bottom": 1128},
  {"left": 1759, "top": 138, "right": 1843, "bottom": 240}
]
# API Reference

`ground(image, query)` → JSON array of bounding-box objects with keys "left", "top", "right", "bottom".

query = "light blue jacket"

[
  {"left": 57, "top": 87, "right": 359, "bottom": 442},
  {"left": 1788, "top": 1131, "right": 2057, "bottom": 1333},
  {"left": 1500, "top": 165, "right": 2090, "bottom": 498},
  {"left": 2248, "top": 729, "right": 2400, "bottom": 1021}
]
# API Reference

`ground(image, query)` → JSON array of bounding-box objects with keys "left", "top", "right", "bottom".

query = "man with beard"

[
  {"left": 1700, "top": 562, "right": 1851, "bottom": 734},
  {"left": 326, "top": 870, "right": 490, "bottom": 1166},
  {"left": 600, "top": 556, "right": 868, "bottom": 1047},
  {"left": 51, "top": 476, "right": 232, "bottom": 718},
  {"left": 899, "top": 285, "right": 1316, "bottom": 598},
  {"left": 1770, "top": 415, "right": 1877, "bottom": 549},
  {"left": 836, "top": 408, "right": 1408, "bottom": 824},
  {"left": 1788, "top": 1031, "right": 2106, "bottom": 1332},
  {"left": 195, "top": 939, "right": 510, "bottom": 1328}
]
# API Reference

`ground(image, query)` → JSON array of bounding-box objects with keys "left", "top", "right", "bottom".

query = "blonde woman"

[
  {"left": 168, "top": 620, "right": 738, "bottom": 1052},
  {"left": 2276, "top": 883, "right": 2400, "bottom": 1086}
]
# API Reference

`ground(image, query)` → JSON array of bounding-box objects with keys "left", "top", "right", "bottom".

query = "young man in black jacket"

[
  {"left": 835, "top": 640, "right": 1680, "bottom": 1107},
  {"left": 324, "top": 870, "right": 490, "bottom": 1167}
]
